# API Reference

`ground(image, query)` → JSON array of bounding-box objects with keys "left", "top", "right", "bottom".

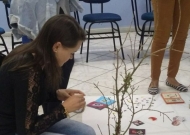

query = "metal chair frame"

[
  {"left": 0, "top": 34, "right": 9, "bottom": 54},
  {"left": 131, "top": 0, "right": 154, "bottom": 58},
  {"left": 80, "top": 0, "right": 125, "bottom": 62}
]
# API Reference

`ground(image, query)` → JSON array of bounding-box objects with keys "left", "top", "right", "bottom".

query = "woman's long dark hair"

[{"left": 2, "top": 14, "right": 86, "bottom": 90}]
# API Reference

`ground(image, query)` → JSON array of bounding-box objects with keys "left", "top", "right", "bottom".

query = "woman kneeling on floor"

[{"left": 0, "top": 14, "right": 96, "bottom": 135}]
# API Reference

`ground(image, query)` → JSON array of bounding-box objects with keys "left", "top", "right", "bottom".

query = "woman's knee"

[
  {"left": 68, "top": 120, "right": 96, "bottom": 135},
  {"left": 82, "top": 124, "right": 96, "bottom": 135},
  {"left": 47, "top": 118, "right": 96, "bottom": 135}
]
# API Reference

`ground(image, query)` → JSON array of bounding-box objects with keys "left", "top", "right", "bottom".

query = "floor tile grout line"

[
  {"left": 76, "top": 52, "right": 112, "bottom": 62},
  {"left": 70, "top": 68, "right": 115, "bottom": 86},
  {"left": 69, "top": 77, "right": 115, "bottom": 90},
  {"left": 67, "top": 81, "right": 87, "bottom": 89},
  {"left": 76, "top": 62, "right": 115, "bottom": 71},
  {"left": 72, "top": 62, "right": 169, "bottom": 84},
  {"left": 70, "top": 70, "right": 154, "bottom": 90},
  {"left": 181, "top": 56, "right": 190, "bottom": 61}
]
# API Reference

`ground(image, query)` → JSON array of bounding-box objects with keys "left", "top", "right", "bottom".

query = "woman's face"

[{"left": 53, "top": 40, "right": 82, "bottom": 66}]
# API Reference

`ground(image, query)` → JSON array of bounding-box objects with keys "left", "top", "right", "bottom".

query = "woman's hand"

[
  {"left": 62, "top": 94, "right": 86, "bottom": 113},
  {"left": 56, "top": 89, "right": 85, "bottom": 101}
]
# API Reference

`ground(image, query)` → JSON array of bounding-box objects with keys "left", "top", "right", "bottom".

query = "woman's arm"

[{"left": 12, "top": 69, "right": 67, "bottom": 135}]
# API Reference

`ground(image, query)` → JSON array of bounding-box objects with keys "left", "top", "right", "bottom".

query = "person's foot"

[
  {"left": 166, "top": 77, "right": 188, "bottom": 92},
  {"left": 149, "top": 80, "right": 159, "bottom": 88},
  {"left": 148, "top": 80, "right": 159, "bottom": 95},
  {"left": 166, "top": 77, "right": 180, "bottom": 86}
]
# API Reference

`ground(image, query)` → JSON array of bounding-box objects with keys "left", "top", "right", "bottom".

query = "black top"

[{"left": 0, "top": 55, "right": 67, "bottom": 135}]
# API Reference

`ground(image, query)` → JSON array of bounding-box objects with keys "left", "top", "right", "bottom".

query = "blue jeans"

[{"left": 40, "top": 118, "right": 96, "bottom": 135}]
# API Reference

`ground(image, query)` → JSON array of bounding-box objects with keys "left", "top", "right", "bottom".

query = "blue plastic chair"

[
  {"left": 80, "top": 0, "right": 125, "bottom": 62},
  {"left": 0, "top": 27, "right": 9, "bottom": 54},
  {"left": 131, "top": 0, "right": 154, "bottom": 58}
]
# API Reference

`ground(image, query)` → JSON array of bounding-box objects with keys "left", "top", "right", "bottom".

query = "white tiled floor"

[
  {"left": 1, "top": 32, "right": 190, "bottom": 125},
  {"left": 68, "top": 32, "right": 190, "bottom": 96},
  {"left": 68, "top": 32, "right": 190, "bottom": 122}
]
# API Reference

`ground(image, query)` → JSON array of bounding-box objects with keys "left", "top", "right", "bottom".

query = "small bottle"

[{"left": 74, "top": 93, "right": 85, "bottom": 113}]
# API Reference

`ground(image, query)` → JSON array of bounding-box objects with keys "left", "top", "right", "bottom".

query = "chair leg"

[
  {"left": 114, "top": 22, "right": 125, "bottom": 60},
  {"left": 11, "top": 34, "right": 14, "bottom": 50},
  {"left": 0, "top": 35, "right": 9, "bottom": 54},
  {"left": 148, "top": 21, "right": 152, "bottom": 35},
  {"left": 80, "top": 42, "right": 84, "bottom": 54},
  {"left": 110, "top": 22, "right": 116, "bottom": 51},
  {"left": 76, "top": 11, "right": 80, "bottom": 24},
  {"left": 80, "top": 23, "right": 88, "bottom": 54},
  {"left": 80, "top": 22, "right": 88, "bottom": 54},
  {"left": 74, "top": 11, "right": 80, "bottom": 24},
  {"left": 74, "top": 12, "right": 76, "bottom": 19},
  {"left": 86, "top": 23, "right": 94, "bottom": 63},
  {"left": 137, "top": 21, "right": 147, "bottom": 58}
]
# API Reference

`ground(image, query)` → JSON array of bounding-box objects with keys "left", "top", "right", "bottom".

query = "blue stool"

[{"left": 0, "top": 27, "right": 9, "bottom": 54}]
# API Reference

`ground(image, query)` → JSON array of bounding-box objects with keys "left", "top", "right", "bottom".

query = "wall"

[
  {"left": 0, "top": 0, "right": 147, "bottom": 32},
  {"left": 0, "top": 2, "right": 10, "bottom": 31}
]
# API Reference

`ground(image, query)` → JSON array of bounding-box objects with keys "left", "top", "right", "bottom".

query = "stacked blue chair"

[{"left": 80, "top": 0, "right": 125, "bottom": 62}]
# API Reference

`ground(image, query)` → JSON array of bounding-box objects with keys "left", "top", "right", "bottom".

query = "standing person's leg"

[
  {"left": 166, "top": 0, "right": 190, "bottom": 92},
  {"left": 149, "top": 0, "right": 175, "bottom": 95},
  {"left": 42, "top": 118, "right": 96, "bottom": 135}
]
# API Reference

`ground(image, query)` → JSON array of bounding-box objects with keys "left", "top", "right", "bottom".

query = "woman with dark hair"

[{"left": 0, "top": 14, "right": 96, "bottom": 135}]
